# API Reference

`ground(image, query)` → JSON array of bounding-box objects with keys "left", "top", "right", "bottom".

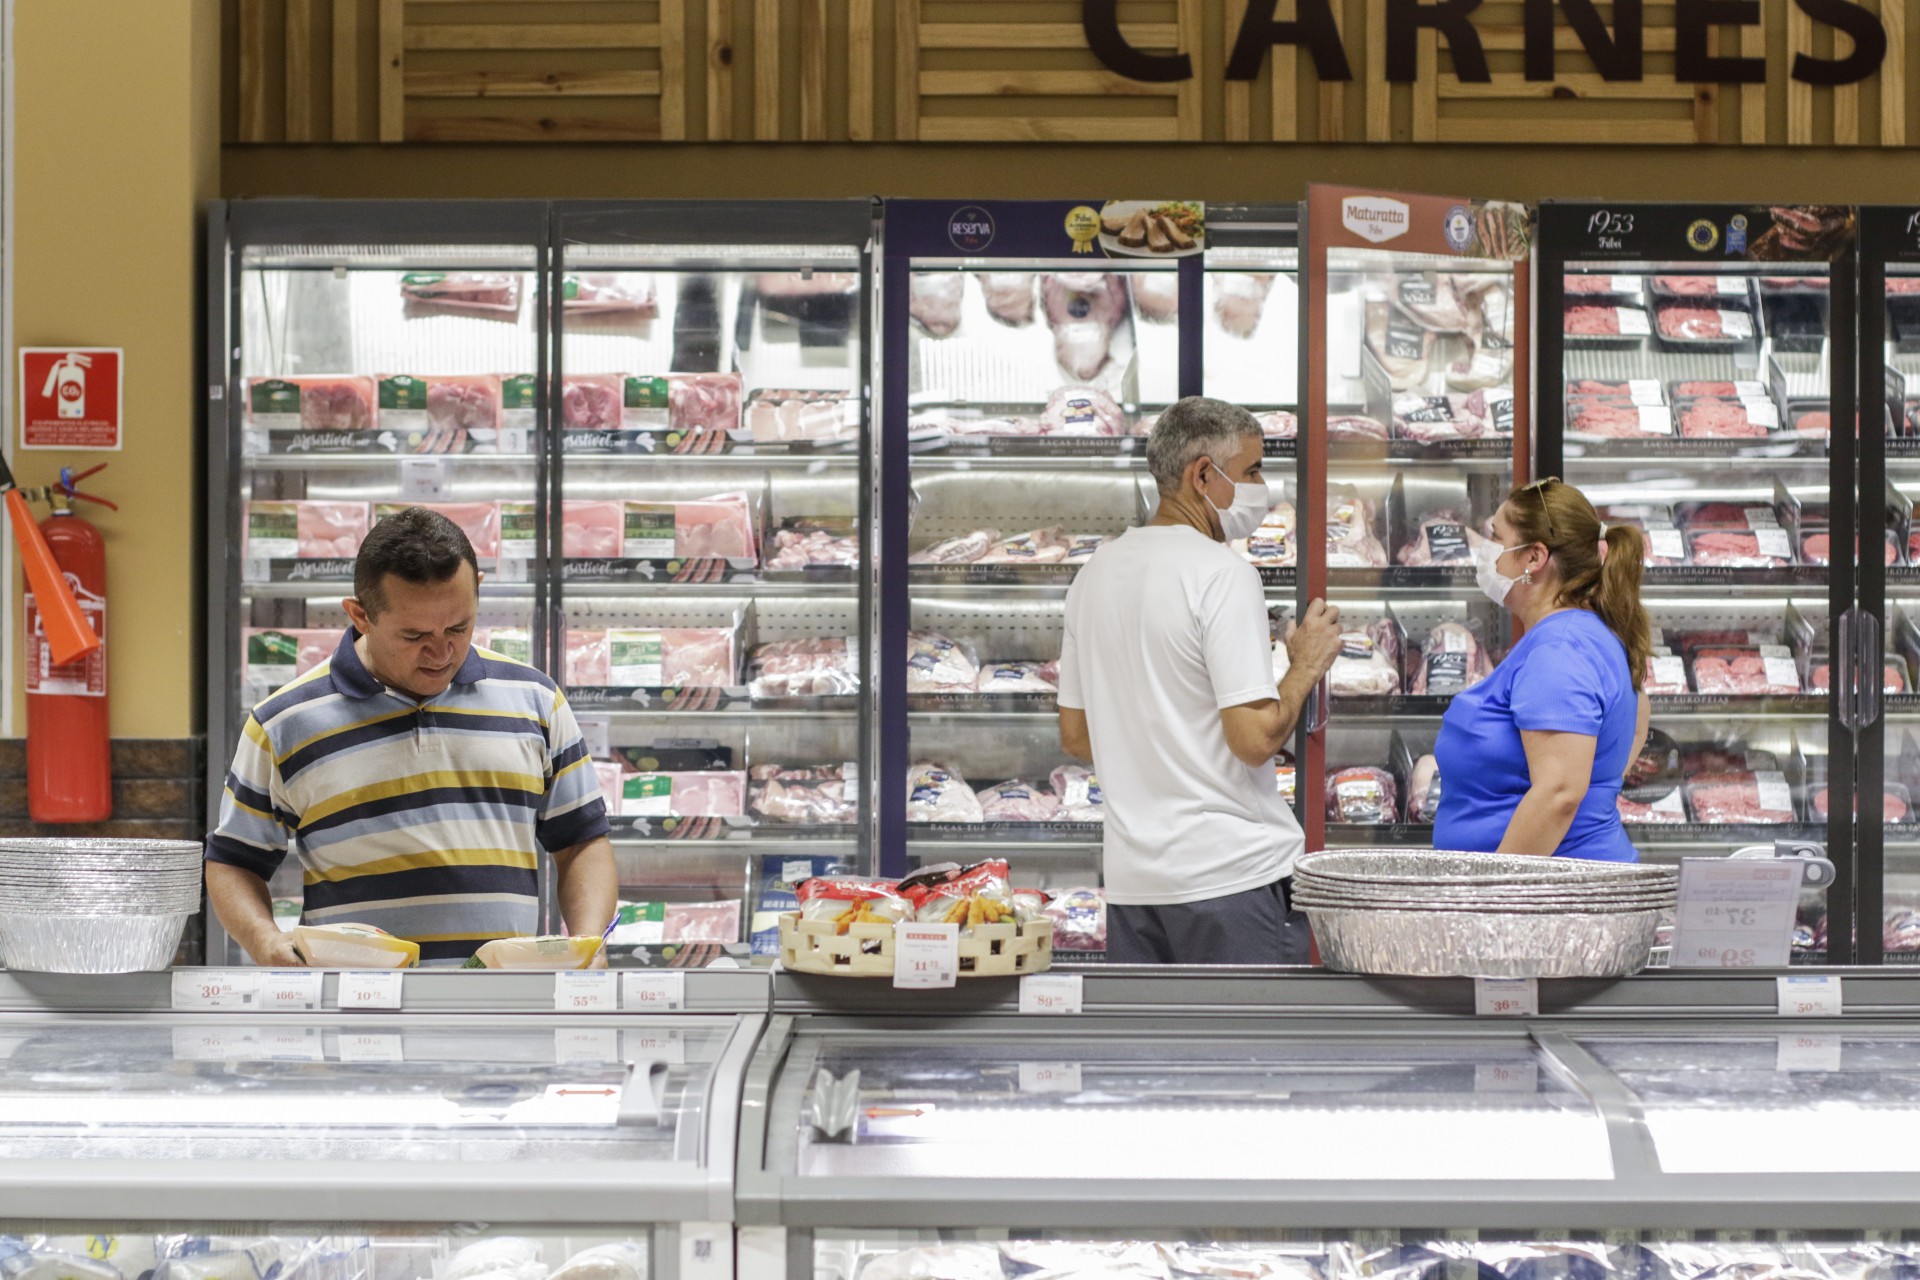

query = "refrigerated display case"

[
  {"left": 739, "top": 969, "right": 1920, "bottom": 1270},
  {"left": 207, "top": 201, "right": 554, "bottom": 962},
  {"left": 1538, "top": 202, "right": 1859, "bottom": 960},
  {"left": 876, "top": 200, "right": 1206, "bottom": 897},
  {"left": 1299, "top": 186, "right": 1533, "bottom": 855},
  {"left": 550, "top": 202, "right": 877, "bottom": 961}
]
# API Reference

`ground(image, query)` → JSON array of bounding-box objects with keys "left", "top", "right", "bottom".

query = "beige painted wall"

[{"left": 12, "top": 0, "right": 221, "bottom": 738}]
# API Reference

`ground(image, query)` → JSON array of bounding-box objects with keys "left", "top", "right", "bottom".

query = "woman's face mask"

[{"left": 1474, "top": 538, "right": 1532, "bottom": 607}]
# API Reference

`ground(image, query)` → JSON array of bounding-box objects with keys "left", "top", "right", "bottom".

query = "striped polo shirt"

[{"left": 207, "top": 628, "right": 609, "bottom": 963}]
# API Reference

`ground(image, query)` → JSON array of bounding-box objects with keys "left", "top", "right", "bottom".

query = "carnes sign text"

[{"left": 1083, "top": 0, "right": 1887, "bottom": 88}]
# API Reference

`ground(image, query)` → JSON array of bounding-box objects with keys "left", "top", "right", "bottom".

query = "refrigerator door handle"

[
  {"left": 1859, "top": 610, "right": 1884, "bottom": 729},
  {"left": 1306, "top": 673, "right": 1331, "bottom": 734},
  {"left": 1836, "top": 608, "right": 1857, "bottom": 732}
]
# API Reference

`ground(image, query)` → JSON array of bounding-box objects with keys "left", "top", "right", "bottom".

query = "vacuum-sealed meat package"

[
  {"left": 1813, "top": 783, "right": 1912, "bottom": 824},
  {"left": 976, "top": 779, "right": 1061, "bottom": 822},
  {"left": 1687, "top": 528, "right": 1792, "bottom": 568},
  {"left": 905, "top": 761, "right": 985, "bottom": 823},
  {"left": 747, "top": 637, "right": 859, "bottom": 698},
  {"left": 911, "top": 528, "right": 1000, "bottom": 565},
  {"left": 563, "top": 273, "right": 658, "bottom": 315},
  {"left": 1327, "top": 766, "right": 1400, "bottom": 824},
  {"left": 244, "top": 500, "right": 371, "bottom": 561},
  {"left": 400, "top": 272, "right": 522, "bottom": 315},
  {"left": 975, "top": 660, "right": 1058, "bottom": 694},
  {"left": 1050, "top": 764, "right": 1106, "bottom": 821},
  {"left": 374, "top": 500, "right": 500, "bottom": 560},
  {"left": 1043, "top": 887, "right": 1107, "bottom": 951},
  {"left": 1398, "top": 512, "right": 1476, "bottom": 567},
  {"left": 564, "top": 629, "right": 611, "bottom": 687},
  {"left": 1330, "top": 620, "right": 1402, "bottom": 696},
  {"left": 907, "top": 631, "right": 982, "bottom": 692},
  {"left": 620, "top": 771, "right": 748, "bottom": 818},
  {"left": 1689, "top": 645, "right": 1801, "bottom": 694},
  {"left": 561, "top": 374, "right": 625, "bottom": 431},
  {"left": 1327, "top": 491, "right": 1389, "bottom": 567},
  {"left": 749, "top": 763, "right": 859, "bottom": 826},
  {"left": 1411, "top": 621, "right": 1492, "bottom": 695},
  {"left": 603, "top": 627, "right": 737, "bottom": 687},
  {"left": 1406, "top": 754, "right": 1443, "bottom": 823},
  {"left": 1233, "top": 502, "right": 1297, "bottom": 567},
  {"left": 562, "top": 500, "right": 625, "bottom": 558},
  {"left": 246, "top": 375, "right": 378, "bottom": 432},
  {"left": 1685, "top": 770, "right": 1796, "bottom": 824}
]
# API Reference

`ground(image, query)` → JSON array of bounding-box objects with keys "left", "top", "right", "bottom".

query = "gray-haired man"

[{"left": 1056, "top": 397, "right": 1343, "bottom": 965}]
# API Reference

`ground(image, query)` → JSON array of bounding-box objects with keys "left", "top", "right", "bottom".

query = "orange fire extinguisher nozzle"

[{"left": 6, "top": 490, "right": 98, "bottom": 666}]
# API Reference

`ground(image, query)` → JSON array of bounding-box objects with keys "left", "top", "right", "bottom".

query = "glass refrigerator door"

[
  {"left": 551, "top": 202, "right": 874, "bottom": 961},
  {"left": 1301, "top": 186, "right": 1532, "bottom": 853},
  {"left": 0, "top": 1229, "right": 659, "bottom": 1280},
  {"left": 1538, "top": 203, "right": 1858, "bottom": 960},
  {"left": 216, "top": 202, "right": 550, "bottom": 961},
  {"left": 1202, "top": 205, "right": 1304, "bottom": 817},
  {"left": 880, "top": 200, "right": 1197, "bottom": 896}
]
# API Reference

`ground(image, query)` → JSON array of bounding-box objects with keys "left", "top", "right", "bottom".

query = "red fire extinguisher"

[{"left": 25, "top": 464, "right": 115, "bottom": 823}]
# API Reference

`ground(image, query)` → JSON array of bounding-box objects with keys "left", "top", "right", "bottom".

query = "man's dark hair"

[{"left": 353, "top": 507, "right": 477, "bottom": 618}]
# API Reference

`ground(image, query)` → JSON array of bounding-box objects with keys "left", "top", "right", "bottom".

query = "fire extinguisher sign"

[{"left": 19, "top": 347, "right": 122, "bottom": 450}]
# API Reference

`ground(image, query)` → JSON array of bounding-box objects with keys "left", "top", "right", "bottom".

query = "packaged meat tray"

[
  {"left": 374, "top": 500, "right": 500, "bottom": 561},
  {"left": 1668, "top": 378, "right": 1770, "bottom": 402},
  {"left": 1643, "top": 649, "right": 1689, "bottom": 695},
  {"left": 561, "top": 374, "right": 625, "bottom": 432},
  {"left": 1689, "top": 645, "right": 1801, "bottom": 695},
  {"left": 1330, "top": 620, "right": 1401, "bottom": 696},
  {"left": 243, "top": 627, "right": 337, "bottom": 696},
  {"left": 1684, "top": 770, "right": 1797, "bottom": 825},
  {"left": 1647, "top": 275, "right": 1754, "bottom": 306},
  {"left": 976, "top": 779, "right": 1062, "bottom": 822},
  {"left": 1674, "top": 500, "right": 1780, "bottom": 529},
  {"left": 1685, "top": 527, "right": 1793, "bottom": 568},
  {"left": 1563, "top": 304, "right": 1651, "bottom": 346},
  {"left": 1641, "top": 524, "right": 1689, "bottom": 567},
  {"left": 399, "top": 271, "right": 521, "bottom": 316},
  {"left": 1805, "top": 658, "right": 1907, "bottom": 695},
  {"left": 375, "top": 374, "right": 502, "bottom": 451},
  {"left": 1390, "top": 390, "right": 1506, "bottom": 442},
  {"left": 906, "top": 762, "right": 984, "bottom": 823},
  {"left": 1813, "top": 782, "right": 1912, "bottom": 824},
  {"left": 1618, "top": 784, "right": 1688, "bottom": 825},
  {"left": 1043, "top": 887, "right": 1106, "bottom": 952},
  {"left": 1799, "top": 528, "right": 1901, "bottom": 566},
  {"left": 744, "top": 387, "right": 857, "bottom": 445},
  {"left": 1653, "top": 304, "right": 1758, "bottom": 348},
  {"left": 245, "top": 375, "right": 378, "bottom": 432},
  {"left": 766, "top": 521, "right": 859, "bottom": 570},
  {"left": 1051, "top": 764, "right": 1105, "bottom": 821},
  {"left": 620, "top": 770, "right": 748, "bottom": 818},
  {"left": 603, "top": 627, "right": 738, "bottom": 688},
  {"left": 562, "top": 495, "right": 759, "bottom": 562},
  {"left": 244, "top": 500, "right": 370, "bottom": 563},
  {"left": 747, "top": 636, "right": 858, "bottom": 698},
  {"left": 609, "top": 899, "right": 742, "bottom": 945},
  {"left": 1674, "top": 396, "right": 1781, "bottom": 439},
  {"left": 1570, "top": 378, "right": 1664, "bottom": 405},
  {"left": 1326, "top": 491, "right": 1389, "bottom": 568},
  {"left": 975, "top": 660, "right": 1058, "bottom": 694},
  {"left": 1397, "top": 512, "right": 1475, "bottom": 568},
  {"left": 749, "top": 763, "right": 859, "bottom": 826},
  {"left": 1326, "top": 766, "right": 1399, "bottom": 824},
  {"left": 1328, "top": 414, "right": 1391, "bottom": 442},
  {"left": 1789, "top": 405, "right": 1831, "bottom": 439},
  {"left": 1565, "top": 398, "right": 1675, "bottom": 440},
  {"left": 1562, "top": 273, "right": 1644, "bottom": 300},
  {"left": 1626, "top": 727, "right": 1682, "bottom": 791},
  {"left": 1410, "top": 621, "right": 1492, "bottom": 695},
  {"left": 1232, "top": 502, "right": 1296, "bottom": 568},
  {"left": 907, "top": 631, "right": 981, "bottom": 693}
]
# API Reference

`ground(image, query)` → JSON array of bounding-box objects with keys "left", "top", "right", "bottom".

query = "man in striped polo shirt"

[{"left": 206, "top": 507, "right": 616, "bottom": 965}]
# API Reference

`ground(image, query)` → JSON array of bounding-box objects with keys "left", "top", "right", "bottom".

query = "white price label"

[
  {"left": 1474, "top": 976, "right": 1539, "bottom": 1017},
  {"left": 1474, "top": 1061, "right": 1541, "bottom": 1093},
  {"left": 399, "top": 456, "right": 450, "bottom": 500},
  {"left": 577, "top": 714, "right": 612, "bottom": 762},
  {"left": 626, "top": 1028, "right": 687, "bottom": 1064},
  {"left": 171, "top": 1026, "right": 260, "bottom": 1061},
  {"left": 680, "top": 1223, "right": 734, "bottom": 1280},
  {"left": 781, "top": 859, "right": 816, "bottom": 886},
  {"left": 555, "top": 970, "right": 619, "bottom": 1012},
  {"left": 336, "top": 1033, "right": 405, "bottom": 1063},
  {"left": 337, "top": 970, "right": 404, "bottom": 1010},
  {"left": 623, "top": 970, "right": 687, "bottom": 1011},
  {"left": 261, "top": 971, "right": 324, "bottom": 1012},
  {"left": 260, "top": 1028, "right": 326, "bottom": 1061},
  {"left": 1616, "top": 308, "right": 1652, "bottom": 336},
  {"left": 1778, "top": 973, "right": 1844, "bottom": 1018},
  {"left": 555, "top": 1027, "right": 622, "bottom": 1064},
  {"left": 171, "top": 969, "right": 263, "bottom": 1010},
  {"left": 1671, "top": 858, "right": 1801, "bottom": 968},
  {"left": 1019, "top": 972, "right": 1085, "bottom": 1014},
  {"left": 1018, "top": 1061, "right": 1084, "bottom": 1093},
  {"left": 893, "top": 922, "right": 959, "bottom": 989},
  {"left": 1777, "top": 1031, "right": 1843, "bottom": 1071}
]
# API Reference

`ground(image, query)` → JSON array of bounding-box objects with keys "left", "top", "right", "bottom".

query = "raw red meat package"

[
  {"left": 399, "top": 272, "right": 522, "bottom": 315},
  {"left": 1042, "top": 385, "right": 1128, "bottom": 436},
  {"left": 1391, "top": 392, "right": 1497, "bottom": 442},
  {"left": 1563, "top": 274, "right": 1643, "bottom": 296},
  {"left": 766, "top": 523, "right": 858, "bottom": 569},
  {"left": 563, "top": 274, "right": 658, "bottom": 315},
  {"left": 1652, "top": 275, "right": 1751, "bottom": 300},
  {"left": 1257, "top": 410, "right": 1298, "bottom": 438},
  {"left": 1327, "top": 492, "right": 1389, "bottom": 568},
  {"left": 975, "top": 661, "right": 1058, "bottom": 694},
  {"left": 246, "top": 376, "right": 378, "bottom": 432},
  {"left": 1232, "top": 503, "right": 1297, "bottom": 568},
  {"left": 1328, "top": 415, "right": 1391, "bottom": 441},
  {"left": 1684, "top": 770, "right": 1796, "bottom": 824},
  {"left": 1618, "top": 786, "right": 1688, "bottom": 825},
  {"left": 1567, "top": 398, "right": 1674, "bottom": 440},
  {"left": 1800, "top": 529, "right": 1900, "bottom": 566},
  {"left": 907, "top": 632, "right": 981, "bottom": 693},
  {"left": 1398, "top": 513, "right": 1476, "bottom": 567},
  {"left": 1565, "top": 305, "right": 1650, "bottom": 337},
  {"left": 621, "top": 771, "right": 747, "bottom": 818},
  {"left": 374, "top": 501, "right": 500, "bottom": 560},
  {"left": 626, "top": 372, "right": 742, "bottom": 434},
  {"left": 906, "top": 761, "right": 984, "bottom": 823},
  {"left": 245, "top": 500, "right": 371, "bottom": 561},
  {"left": 747, "top": 637, "right": 859, "bottom": 697},
  {"left": 1690, "top": 646, "right": 1800, "bottom": 695},
  {"left": 605, "top": 627, "right": 737, "bottom": 688},
  {"left": 1327, "top": 766, "right": 1399, "bottom": 824},
  {"left": 1675, "top": 501, "right": 1779, "bottom": 529},
  {"left": 1051, "top": 765, "right": 1105, "bottom": 821},
  {"left": 376, "top": 374, "right": 503, "bottom": 448},
  {"left": 1330, "top": 620, "right": 1401, "bottom": 696},
  {"left": 1793, "top": 409, "right": 1831, "bottom": 438},
  {"left": 561, "top": 500, "right": 625, "bottom": 558},
  {"left": 1570, "top": 379, "right": 1663, "bottom": 403},
  {"left": 1411, "top": 621, "right": 1492, "bottom": 695},
  {"left": 1686, "top": 528, "right": 1792, "bottom": 568},
  {"left": 674, "top": 494, "right": 758, "bottom": 560},
  {"left": 1643, "top": 650, "right": 1689, "bottom": 695},
  {"left": 749, "top": 763, "right": 858, "bottom": 826},
  {"left": 977, "top": 779, "right": 1061, "bottom": 823},
  {"left": 1676, "top": 397, "right": 1776, "bottom": 439},
  {"left": 1805, "top": 659, "right": 1906, "bottom": 695},
  {"left": 243, "top": 628, "right": 337, "bottom": 695},
  {"left": 1043, "top": 887, "right": 1107, "bottom": 951},
  {"left": 1673, "top": 380, "right": 1767, "bottom": 399},
  {"left": 1656, "top": 306, "right": 1754, "bottom": 342},
  {"left": 561, "top": 374, "right": 625, "bottom": 431},
  {"left": 1813, "top": 784, "right": 1912, "bottom": 824},
  {"left": 745, "top": 388, "right": 857, "bottom": 444},
  {"left": 1366, "top": 301, "right": 1433, "bottom": 389},
  {"left": 911, "top": 529, "right": 999, "bottom": 565}
]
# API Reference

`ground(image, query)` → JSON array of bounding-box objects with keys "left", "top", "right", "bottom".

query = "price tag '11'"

[{"left": 893, "top": 923, "right": 959, "bottom": 989}]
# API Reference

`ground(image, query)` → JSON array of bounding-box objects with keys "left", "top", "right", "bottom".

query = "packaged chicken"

[
  {"left": 748, "top": 763, "right": 859, "bottom": 825},
  {"left": 462, "top": 935, "right": 606, "bottom": 971},
  {"left": 609, "top": 900, "right": 741, "bottom": 945},
  {"left": 747, "top": 636, "right": 859, "bottom": 698},
  {"left": 1050, "top": 764, "right": 1105, "bottom": 821},
  {"left": 245, "top": 500, "right": 369, "bottom": 561},
  {"left": 563, "top": 274, "right": 658, "bottom": 316},
  {"left": 245, "top": 375, "right": 377, "bottom": 432},
  {"left": 243, "top": 628, "right": 337, "bottom": 696},
  {"left": 977, "top": 779, "right": 1061, "bottom": 822},
  {"left": 375, "top": 374, "right": 503, "bottom": 451},
  {"left": 975, "top": 660, "right": 1058, "bottom": 694},
  {"left": 400, "top": 271, "right": 522, "bottom": 315},
  {"left": 620, "top": 771, "right": 747, "bottom": 818},
  {"left": 289, "top": 923, "right": 420, "bottom": 969},
  {"left": 905, "top": 761, "right": 985, "bottom": 823},
  {"left": 906, "top": 631, "right": 982, "bottom": 693},
  {"left": 565, "top": 629, "right": 612, "bottom": 687},
  {"left": 562, "top": 374, "right": 626, "bottom": 432}
]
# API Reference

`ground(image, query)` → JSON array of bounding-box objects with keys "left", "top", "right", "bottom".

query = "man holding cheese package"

[{"left": 206, "top": 507, "right": 617, "bottom": 966}]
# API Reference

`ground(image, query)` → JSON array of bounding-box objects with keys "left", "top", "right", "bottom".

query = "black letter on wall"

[
  {"left": 1082, "top": 0, "right": 1193, "bottom": 81},
  {"left": 1674, "top": 0, "right": 1766, "bottom": 82},
  {"left": 1524, "top": 0, "right": 1644, "bottom": 80},
  {"left": 1791, "top": 0, "right": 1887, "bottom": 85},
  {"left": 1387, "top": 0, "right": 1490, "bottom": 81},
  {"left": 1227, "top": 0, "right": 1356, "bottom": 81}
]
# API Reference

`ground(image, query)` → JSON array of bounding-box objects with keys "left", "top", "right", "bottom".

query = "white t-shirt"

[{"left": 1057, "top": 523, "right": 1301, "bottom": 905}]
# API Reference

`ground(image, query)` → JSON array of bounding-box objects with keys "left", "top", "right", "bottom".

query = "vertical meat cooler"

[
  {"left": 1299, "top": 185, "right": 1532, "bottom": 855},
  {"left": 550, "top": 201, "right": 876, "bottom": 960},
  {"left": 877, "top": 199, "right": 1200, "bottom": 910},
  {"left": 206, "top": 200, "right": 552, "bottom": 964},
  {"left": 1537, "top": 201, "right": 1859, "bottom": 961}
]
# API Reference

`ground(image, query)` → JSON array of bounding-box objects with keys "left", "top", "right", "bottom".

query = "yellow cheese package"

[
  {"left": 289, "top": 923, "right": 420, "bottom": 969},
  {"left": 463, "top": 934, "right": 605, "bottom": 970}
]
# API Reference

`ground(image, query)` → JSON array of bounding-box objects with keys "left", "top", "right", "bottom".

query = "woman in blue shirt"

[{"left": 1435, "top": 477, "right": 1651, "bottom": 862}]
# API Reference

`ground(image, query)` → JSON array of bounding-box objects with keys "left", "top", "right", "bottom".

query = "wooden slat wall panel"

[{"left": 221, "top": 0, "right": 1920, "bottom": 147}]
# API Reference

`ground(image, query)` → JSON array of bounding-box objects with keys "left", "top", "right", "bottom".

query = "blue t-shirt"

[{"left": 1432, "top": 609, "right": 1639, "bottom": 862}]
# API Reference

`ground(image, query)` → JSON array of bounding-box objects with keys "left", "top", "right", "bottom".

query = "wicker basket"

[{"left": 779, "top": 912, "right": 1053, "bottom": 978}]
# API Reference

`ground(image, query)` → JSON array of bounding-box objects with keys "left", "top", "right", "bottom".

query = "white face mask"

[
  {"left": 1474, "top": 538, "right": 1531, "bottom": 607},
  {"left": 1200, "top": 458, "right": 1271, "bottom": 542}
]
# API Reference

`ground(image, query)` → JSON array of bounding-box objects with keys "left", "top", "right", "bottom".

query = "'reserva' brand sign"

[
  {"left": 1081, "top": 0, "right": 1889, "bottom": 88},
  {"left": 1341, "top": 196, "right": 1411, "bottom": 244}
]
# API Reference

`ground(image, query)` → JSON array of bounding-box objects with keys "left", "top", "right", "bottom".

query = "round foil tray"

[
  {"left": 1292, "top": 876, "right": 1677, "bottom": 901},
  {"left": 1292, "top": 892, "right": 1677, "bottom": 915},
  {"left": 0, "top": 911, "right": 191, "bottom": 973},
  {"left": 1297, "top": 849, "right": 1678, "bottom": 887},
  {"left": 1307, "top": 905, "right": 1664, "bottom": 978}
]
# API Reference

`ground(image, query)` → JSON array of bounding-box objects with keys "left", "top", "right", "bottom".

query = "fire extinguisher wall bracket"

[{"left": 0, "top": 451, "right": 99, "bottom": 666}]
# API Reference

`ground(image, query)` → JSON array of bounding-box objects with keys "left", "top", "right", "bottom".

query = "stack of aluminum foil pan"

[
  {"left": 0, "top": 838, "right": 203, "bottom": 972},
  {"left": 1294, "top": 849, "right": 1678, "bottom": 978}
]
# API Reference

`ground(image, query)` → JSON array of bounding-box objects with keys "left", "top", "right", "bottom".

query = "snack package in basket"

[
  {"left": 795, "top": 877, "right": 912, "bottom": 933},
  {"left": 903, "top": 860, "right": 1025, "bottom": 933}
]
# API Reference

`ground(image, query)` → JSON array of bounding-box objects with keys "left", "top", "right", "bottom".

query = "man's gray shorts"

[{"left": 1107, "top": 878, "right": 1308, "bottom": 965}]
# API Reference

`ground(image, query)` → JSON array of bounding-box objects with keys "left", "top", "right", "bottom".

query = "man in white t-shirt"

[{"left": 1056, "top": 397, "right": 1343, "bottom": 964}]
